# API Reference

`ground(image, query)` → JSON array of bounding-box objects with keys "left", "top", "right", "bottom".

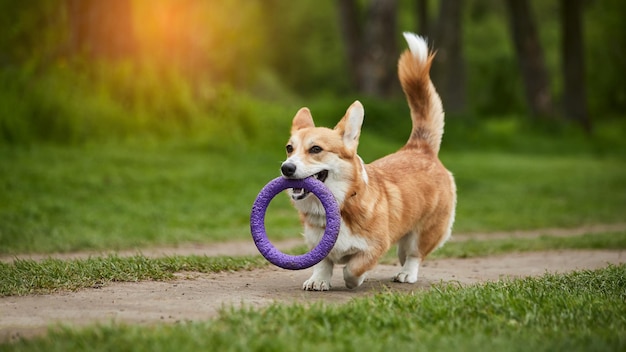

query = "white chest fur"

[{"left": 303, "top": 219, "right": 368, "bottom": 264}]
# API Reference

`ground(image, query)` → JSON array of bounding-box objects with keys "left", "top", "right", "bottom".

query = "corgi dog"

[{"left": 280, "top": 33, "right": 456, "bottom": 291}]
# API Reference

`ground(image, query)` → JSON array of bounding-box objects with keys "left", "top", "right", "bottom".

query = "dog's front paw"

[
  {"left": 302, "top": 259, "right": 334, "bottom": 291},
  {"left": 303, "top": 277, "right": 331, "bottom": 291},
  {"left": 393, "top": 271, "right": 418, "bottom": 283}
]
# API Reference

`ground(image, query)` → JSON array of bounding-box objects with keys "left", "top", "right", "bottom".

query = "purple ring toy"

[{"left": 250, "top": 176, "right": 340, "bottom": 270}]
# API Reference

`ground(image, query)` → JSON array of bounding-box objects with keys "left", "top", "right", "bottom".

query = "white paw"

[
  {"left": 303, "top": 278, "right": 331, "bottom": 291},
  {"left": 394, "top": 256, "right": 420, "bottom": 283},
  {"left": 393, "top": 271, "right": 418, "bottom": 283}
]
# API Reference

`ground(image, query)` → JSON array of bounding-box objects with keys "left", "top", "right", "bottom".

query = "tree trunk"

[
  {"left": 66, "top": 0, "right": 136, "bottom": 60},
  {"left": 505, "top": 0, "right": 554, "bottom": 119},
  {"left": 336, "top": 0, "right": 363, "bottom": 90},
  {"left": 416, "top": 0, "right": 430, "bottom": 37},
  {"left": 360, "top": 0, "right": 398, "bottom": 97},
  {"left": 431, "top": 0, "right": 466, "bottom": 114},
  {"left": 336, "top": 0, "right": 398, "bottom": 97},
  {"left": 560, "top": 0, "right": 592, "bottom": 132}
]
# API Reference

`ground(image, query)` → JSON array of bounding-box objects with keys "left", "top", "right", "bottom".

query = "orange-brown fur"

[{"left": 281, "top": 33, "right": 456, "bottom": 290}]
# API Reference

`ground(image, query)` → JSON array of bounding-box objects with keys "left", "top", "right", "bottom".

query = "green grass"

[
  {"left": 0, "top": 254, "right": 268, "bottom": 297},
  {"left": 385, "top": 230, "right": 626, "bottom": 263},
  {"left": 2, "top": 134, "right": 625, "bottom": 255},
  {"left": 5, "top": 264, "right": 625, "bottom": 351},
  {"left": 444, "top": 152, "right": 626, "bottom": 232},
  {"left": 431, "top": 230, "right": 626, "bottom": 259},
  {"left": 2, "top": 231, "right": 624, "bottom": 297},
  {"left": 0, "top": 144, "right": 302, "bottom": 254}
]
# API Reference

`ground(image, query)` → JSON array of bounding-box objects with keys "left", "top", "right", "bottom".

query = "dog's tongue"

[{"left": 291, "top": 187, "right": 310, "bottom": 200}]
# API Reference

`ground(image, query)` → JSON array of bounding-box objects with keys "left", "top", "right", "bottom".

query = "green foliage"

[
  {"left": 0, "top": 63, "right": 292, "bottom": 146},
  {"left": 0, "top": 0, "right": 66, "bottom": 66},
  {"left": 0, "top": 0, "right": 290, "bottom": 146},
  {"left": 464, "top": 0, "right": 526, "bottom": 115},
  {"left": 261, "top": 0, "right": 350, "bottom": 95},
  {"left": 1, "top": 0, "right": 626, "bottom": 125},
  {"left": 584, "top": 0, "right": 626, "bottom": 114},
  {"left": 6, "top": 265, "right": 625, "bottom": 351}
]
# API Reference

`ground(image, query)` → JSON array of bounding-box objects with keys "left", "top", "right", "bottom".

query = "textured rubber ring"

[{"left": 250, "top": 176, "right": 340, "bottom": 270}]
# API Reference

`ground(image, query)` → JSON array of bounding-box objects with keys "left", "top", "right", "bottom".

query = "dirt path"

[
  {"left": 2, "top": 223, "right": 624, "bottom": 264},
  {"left": 1, "top": 224, "right": 625, "bottom": 343}
]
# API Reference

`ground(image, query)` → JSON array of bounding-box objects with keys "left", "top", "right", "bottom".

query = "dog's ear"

[
  {"left": 291, "top": 108, "right": 315, "bottom": 133},
  {"left": 335, "top": 101, "right": 364, "bottom": 152}
]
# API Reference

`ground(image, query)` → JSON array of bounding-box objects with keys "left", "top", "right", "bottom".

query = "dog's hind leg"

[
  {"left": 418, "top": 219, "right": 452, "bottom": 260},
  {"left": 394, "top": 230, "right": 421, "bottom": 283},
  {"left": 395, "top": 220, "right": 452, "bottom": 283},
  {"left": 303, "top": 258, "right": 334, "bottom": 291}
]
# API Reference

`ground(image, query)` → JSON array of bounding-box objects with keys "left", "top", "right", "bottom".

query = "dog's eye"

[
  {"left": 286, "top": 145, "right": 294, "bottom": 154},
  {"left": 309, "top": 146, "right": 323, "bottom": 154}
]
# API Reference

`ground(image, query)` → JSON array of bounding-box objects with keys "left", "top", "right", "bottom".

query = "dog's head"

[{"left": 281, "top": 101, "right": 367, "bottom": 211}]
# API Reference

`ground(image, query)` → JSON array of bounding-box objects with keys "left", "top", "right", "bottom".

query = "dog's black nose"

[{"left": 281, "top": 163, "right": 297, "bottom": 177}]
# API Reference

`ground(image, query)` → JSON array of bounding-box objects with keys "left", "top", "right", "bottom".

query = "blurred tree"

[
  {"left": 261, "top": 1, "right": 347, "bottom": 96},
  {"left": 337, "top": 0, "right": 362, "bottom": 91},
  {"left": 505, "top": 0, "right": 554, "bottom": 119},
  {"left": 337, "top": 0, "right": 398, "bottom": 97},
  {"left": 584, "top": 0, "right": 626, "bottom": 116},
  {"left": 560, "top": 0, "right": 591, "bottom": 132},
  {"left": 0, "top": 1, "right": 67, "bottom": 67},
  {"left": 416, "top": 0, "right": 430, "bottom": 38},
  {"left": 431, "top": 0, "right": 466, "bottom": 115},
  {"left": 66, "top": 0, "right": 136, "bottom": 60}
]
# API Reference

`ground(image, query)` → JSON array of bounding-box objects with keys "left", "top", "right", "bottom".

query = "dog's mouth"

[{"left": 291, "top": 170, "right": 328, "bottom": 200}]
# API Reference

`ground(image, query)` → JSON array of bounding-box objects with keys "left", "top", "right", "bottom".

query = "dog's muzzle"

[{"left": 280, "top": 163, "right": 329, "bottom": 200}]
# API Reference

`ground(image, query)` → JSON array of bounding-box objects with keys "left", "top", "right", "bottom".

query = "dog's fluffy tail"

[{"left": 398, "top": 32, "right": 444, "bottom": 154}]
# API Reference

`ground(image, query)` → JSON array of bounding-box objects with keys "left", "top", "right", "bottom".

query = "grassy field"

[{"left": 1, "top": 126, "right": 625, "bottom": 254}]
